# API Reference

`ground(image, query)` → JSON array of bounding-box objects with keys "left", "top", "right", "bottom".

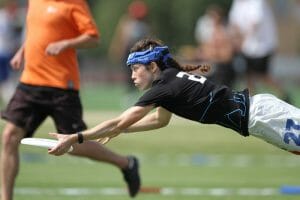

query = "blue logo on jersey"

[
  {"left": 224, "top": 93, "right": 246, "bottom": 130},
  {"left": 283, "top": 119, "right": 300, "bottom": 146}
]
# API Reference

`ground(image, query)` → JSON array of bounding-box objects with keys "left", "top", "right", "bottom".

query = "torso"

[
  {"left": 21, "top": 0, "right": 98, "bottom": 90},
  {"left": 135, "top": 68, "right": 250, "bottom": 136}
]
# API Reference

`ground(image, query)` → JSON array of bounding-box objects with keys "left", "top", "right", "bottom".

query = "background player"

[{"left": 1, "top": 1, "right": 140, "bottom": 199}]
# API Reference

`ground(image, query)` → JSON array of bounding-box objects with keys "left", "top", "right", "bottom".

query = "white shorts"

[{"left": 249, "top": 94, "right": 300, "bottom": 154}]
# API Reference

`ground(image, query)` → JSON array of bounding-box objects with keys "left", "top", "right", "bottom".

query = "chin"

[
  {"left": 138, "top": 86, "right": 146, "bottom": 91},
  {"left": 142, "top": 85, "right": 151, "bottom": 91},
  {"left": 136, "top": 82, "right": 151, "bottom": 91}
]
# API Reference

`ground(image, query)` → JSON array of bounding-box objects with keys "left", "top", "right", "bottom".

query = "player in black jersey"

[{"left": 49, "top": 38, "right": 300, "bottom": 156}]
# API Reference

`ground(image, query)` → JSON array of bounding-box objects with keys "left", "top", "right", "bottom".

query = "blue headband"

[{"left": 126, "top": 46, "right": 171, "bottom": 67}]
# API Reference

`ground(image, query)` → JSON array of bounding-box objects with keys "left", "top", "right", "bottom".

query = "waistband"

[{"left": 18, "top": 82, "right": 79, "bottom": 94}]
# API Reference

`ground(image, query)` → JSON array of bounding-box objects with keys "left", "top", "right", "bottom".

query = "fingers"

[
  {"left": 49, "top": 132, "right": 58, "bottom": 139},
  {"left": 96, "top": 133, "right": 120, "bottom": 145},
  {"left": 48, "top": 147, "right": 67, "bottom": 156},
  {"left": 49, "top": 132, "right": 68, "bottom": 140},
  {"left": 48, "top": 133, "right": 71, "bottom": 155},
  {"left": 45, "top": 47, "right": 60, "bottom": 56},
  {"left": 10, "top": 59, "right": 21, "bottom": 70},
  {"left": 45, "top": 41, "right": 67, "bottom": 56},
  {"left": 97, "top": 137, "right": 111, "bottom": 145},
  {"left": 48, "top": 143, "right": 70, "bottom": 156}
]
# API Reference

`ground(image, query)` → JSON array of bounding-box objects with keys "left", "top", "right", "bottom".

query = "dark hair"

[{"left": 130, "top": 38, "right": 210, "bottom": 72}]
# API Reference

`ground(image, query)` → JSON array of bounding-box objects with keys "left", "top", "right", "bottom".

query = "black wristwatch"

[{"left": 77, "top": 132, "right": 84, "bottom": 144}]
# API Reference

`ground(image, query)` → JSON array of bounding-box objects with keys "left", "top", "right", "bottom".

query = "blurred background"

[
  {"left": 1, "top": 0, "right": 300, "bottom": 110},
  {"left": 1, "top": 1, "right": 300, "bottom": 199}
]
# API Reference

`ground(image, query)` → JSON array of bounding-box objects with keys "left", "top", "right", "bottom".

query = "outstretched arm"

[
  {"left": 124, "top": 107, "right": 172, "bottom": 133},
  {"left": 48, "top": 105, "right": 154, "bottom": 155}
]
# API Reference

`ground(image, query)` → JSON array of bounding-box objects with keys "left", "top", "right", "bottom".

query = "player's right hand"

[{"left": 10, "top": 51, "right": 24, "bottom": 70}]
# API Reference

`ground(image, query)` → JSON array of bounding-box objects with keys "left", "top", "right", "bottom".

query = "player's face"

[{"left": 131, "top": 64, "right": 154, "bottom": 90}]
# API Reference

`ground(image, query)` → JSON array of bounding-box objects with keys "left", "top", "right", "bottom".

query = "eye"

[{"left": 131, "top": 66, "right": 138, "bottom": 72}]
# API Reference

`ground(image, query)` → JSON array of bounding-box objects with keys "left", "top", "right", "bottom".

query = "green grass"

[
  {"left": 80, "top": 84, "right": 141, "bottom": 111},
  {"left": 1, "top": 85, "right": 300, "bottom": 200},
  {"left": 1, "top": 115, "right": 299, "bottom": 200}
]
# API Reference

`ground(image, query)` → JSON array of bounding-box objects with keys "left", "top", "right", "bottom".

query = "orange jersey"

[{"left": 20, "top": 0, "right": 99, "bottom": 90}]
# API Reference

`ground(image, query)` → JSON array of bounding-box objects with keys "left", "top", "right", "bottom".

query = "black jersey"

[{"left": 135, "top": 68, "right": 250, "bottom": 136}]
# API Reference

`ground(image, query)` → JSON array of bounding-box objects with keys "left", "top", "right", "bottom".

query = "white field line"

[{"left": 14, "top": 187, "right": 281, "bottom": 196}]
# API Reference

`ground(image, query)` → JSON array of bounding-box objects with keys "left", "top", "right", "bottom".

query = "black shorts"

[
  {"left": 1, "top": 83, "right": 87, "bottom": 137},
  {"left": 242, "top": 53, "right": 273, "bottom": 75}
]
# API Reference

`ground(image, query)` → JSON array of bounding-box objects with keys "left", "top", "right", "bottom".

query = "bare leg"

[
  {"left": 69, "top": 141, "right": 129, "bottom": 169},
  {"left": 1, "top": 125, "right": 140, "bottom": 199},
  {"left": 1, "top": 122, "right": 26, "bottom": 200},
  {"left": 69, "top": 141, "right": 141, "bottom": 197}
]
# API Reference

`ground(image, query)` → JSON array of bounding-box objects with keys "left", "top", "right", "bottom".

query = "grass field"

[{"left": 1, "top": 85, "right": 300, "bottom": 200}]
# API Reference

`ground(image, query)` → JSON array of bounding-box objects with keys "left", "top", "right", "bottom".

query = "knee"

[{"left": 1, "top": 124, "right": 25, "bottom": 149}]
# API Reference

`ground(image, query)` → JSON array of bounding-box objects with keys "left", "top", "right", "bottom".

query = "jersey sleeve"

[
  {"left": 71, "top": 2, "right": 99, "bottom": 37},
  {"left": 135, "top": 85, "right": 172, "bottom": 107}
]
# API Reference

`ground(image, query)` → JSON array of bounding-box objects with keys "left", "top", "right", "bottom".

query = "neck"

[{"left": 152, "top": 69, "right": 162, "bottom": 81}]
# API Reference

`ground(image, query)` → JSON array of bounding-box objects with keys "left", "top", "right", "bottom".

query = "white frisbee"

[{"left": 21, "top": 138, "right": 73, "bottom": 152}]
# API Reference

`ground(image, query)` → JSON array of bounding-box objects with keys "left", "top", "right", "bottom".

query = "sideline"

[{"left": 14, "top": 186, "right": 282, "bottom": 196}]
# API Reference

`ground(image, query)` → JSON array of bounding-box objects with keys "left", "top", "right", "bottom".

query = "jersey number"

[
  {"left": 176, "top": 72, "right": 207, "bottom": 84},
  {"left": 283, "top": 119, "right": 300, "bottom": 146}
]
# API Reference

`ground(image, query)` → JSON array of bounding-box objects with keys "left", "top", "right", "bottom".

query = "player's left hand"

[
  {"left": 48, "top": 133, "right": 73, "bottom": 156},
  {"left": 45, "top": 40, "right": 68, "bottom": 56},
  {"left": 97, "top": 133, "right": 120, "bottom": 145}
]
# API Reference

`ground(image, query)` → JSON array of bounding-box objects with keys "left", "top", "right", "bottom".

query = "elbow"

[{"left": 158, "top": 118, "right": 170, "bottom": 128}]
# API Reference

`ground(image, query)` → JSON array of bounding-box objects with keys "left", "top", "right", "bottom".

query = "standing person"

[
  {"left": 109, "top": 0, "right": 151, "bottom": 106},
  {"left": 228, "top": 0, "right": 291, "bottom": 101},
  {"left": 0, "top": 0, "right": 18, "bottom": 105},
  {"left": 195, "top": 5, "right": 236, "bottom": 88},
  {"left": 49, "top": 38, "right": 300, "bottom": 161},
  {"left": 0, "top": 1, "right": 140, "bottom": 199}
]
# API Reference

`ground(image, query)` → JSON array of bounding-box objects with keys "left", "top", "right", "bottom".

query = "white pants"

[{"left": 249, "top": 94, "right": 300, "bottom": 154}]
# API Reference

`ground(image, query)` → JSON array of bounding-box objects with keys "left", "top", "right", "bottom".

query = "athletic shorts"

[
  {"left": 1, "top": 83, "right": 87, "bottom": 137},
  {"left": 242, "top": 53, "right": 272, "bottom": 75},
  {"left": 248, "top": 94, "right": 300, "bottom": 154}
]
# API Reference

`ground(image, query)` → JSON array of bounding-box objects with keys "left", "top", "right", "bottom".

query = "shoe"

[{"left": 122, "top": 156, "right": 141, "bottom": 197}]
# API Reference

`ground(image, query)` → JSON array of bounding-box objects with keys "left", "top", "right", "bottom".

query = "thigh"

[
  {"left": 1, "top": 86, "right": 48, "bottom": 137},
  {"left": 50, "top": 90, "right": 87, "bottom": 134},
  {"left": 249, "top": 94, "right": 300, "bottom": 154}
]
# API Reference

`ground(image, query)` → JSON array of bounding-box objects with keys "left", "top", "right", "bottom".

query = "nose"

[{"left": 131, "top": 72, "right": 135, "bottom": 80}]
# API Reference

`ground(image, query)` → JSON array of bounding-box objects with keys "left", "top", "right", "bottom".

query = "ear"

[{"left": 149, "top": 62, "right": 159, "bottom": 73}]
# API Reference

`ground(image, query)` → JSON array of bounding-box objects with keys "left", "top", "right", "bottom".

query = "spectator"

[
  {"left": 0, "top": 1, "right": 19, "bottom": 105},
  {"left": 195, "top": 5, "right": 236, "bottom": 87},
  {"left": 229, "top": 0, "right": 291, "bottom": 102},
  {"left": 109, "top": 0, "right": 152, "bottom": 106}
]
